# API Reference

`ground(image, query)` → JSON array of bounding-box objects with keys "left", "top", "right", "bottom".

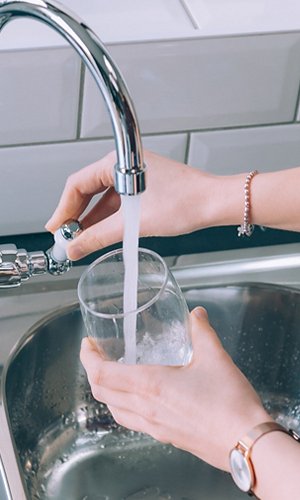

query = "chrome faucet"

[{"left": 0, "top": 0, "right": 146, "bottom": 288}]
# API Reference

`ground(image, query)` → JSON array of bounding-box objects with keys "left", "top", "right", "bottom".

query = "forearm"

[
  {"left": 46, "top": 151, "right": 300, "bottom": 259},
  {"left": 251, "top": 430, "right": 300, "bottom": 499},
  {"left": 251, "top": 168, "right": 300, "bottom": 231},
  {"left": 200, "top": 167, "right": 300, "bottom": 232}
]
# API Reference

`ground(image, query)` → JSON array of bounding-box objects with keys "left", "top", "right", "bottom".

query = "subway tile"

[
  {"left": 0, "top": 0, "right": 194, "bottom": 51},
  {"left": 183, "top": 0, "right": 300, "bottom": 36},
  {"left": 188, "top": 124, "right": 300, "bottom": 174},
  {"left": 0, "top": 15, "right": 64, "bottom": 51},
  {"left": 80, "top": 33, "right": 300, "bottom": 138},
  {"left": 0, "top": 133, "right": 186, "bottom": 236},
  {"left": 1, "top": 0, "right": 300, "bottom": 51},
  {"left": 61, "top": 0, "right": 194, "bottom": 44},
  {"left": 142, "top": 133, "right": 188, "bottom": 162},
  {"left": 0, "top": 47, "right": 81, "bottom": 146},
  {"left": 0, "top": 141, "right": 112, "bottom": 236}
]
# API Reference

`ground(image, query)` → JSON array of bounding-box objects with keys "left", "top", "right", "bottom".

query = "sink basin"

[{"left": 1, "top": 282, "right": 300, "bottom": 499}]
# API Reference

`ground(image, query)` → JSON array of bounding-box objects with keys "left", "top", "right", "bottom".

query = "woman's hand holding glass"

[{"left": 80, "top": 307, "right": 269, "bottom": 472}]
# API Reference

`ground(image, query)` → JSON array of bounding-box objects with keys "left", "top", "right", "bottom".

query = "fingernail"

[
  {"left": 45, "top": 217, "right": 56, "bottom": 233},
  {"left": 194, "top": 307, "right": 207, "bottom": 319},
  {"left": 67, "top": 243, "right": 84, "bottom": 261}
]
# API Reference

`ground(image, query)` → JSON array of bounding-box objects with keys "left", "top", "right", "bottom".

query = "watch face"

[{"left": 229, "top": 449, "right": 253, "bottom": 492}]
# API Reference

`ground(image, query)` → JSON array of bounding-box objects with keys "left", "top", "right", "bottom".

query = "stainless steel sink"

[{"left": 1, "top": 282, "right": 300, "bottom": 500}]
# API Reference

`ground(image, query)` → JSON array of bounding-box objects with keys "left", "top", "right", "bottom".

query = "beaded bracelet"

[{"left": 237, "top": 170, "right": 258, "bottom": 237}]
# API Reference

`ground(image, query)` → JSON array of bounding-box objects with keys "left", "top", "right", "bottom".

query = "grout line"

[
  {"left": 2, "top": 30, "right": 300, "bottom": 53},
  {"left": 75, "top": 62, "right": 86, "bottom": 140},
  {"left": 293, "top": 82, "right": 300, "bottom": 122},
  {"left": 178, "top": 0, "right": 200, "bottom": 30},
  {"left": 0, "top": 120, "right": 299, "bottom": 151},
  {"left": 184, "top": 132, "right": 191, "bottom": 164}
]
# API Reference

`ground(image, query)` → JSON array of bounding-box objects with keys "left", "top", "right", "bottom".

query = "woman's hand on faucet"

[
  {"left": 46, "top": 149, "right": 300, "bottom": 260},
  {"left": 45, "top": 150, "right": 225, "bottom": 260}
]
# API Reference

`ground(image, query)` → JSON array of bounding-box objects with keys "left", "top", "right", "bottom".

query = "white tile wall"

[
  {"left": 188, "top": 124, "right": 300, "bottom": 174},
  {"left": 0, "top": 47, "right": 81, "bottom": 146},
  {"left": 2, "top": 0, "right": 300, "bottom": 50},
  {"left": 0, "top": 3, "right": 300, "bottom": 237},
  {"left": 68, "top": 0, "right": 194, "bottom": 43},
  {"left": 143, "top": 133, "right": 188, "bottom": 162},
  {"left": 183, "top": 0, "right": 300, "bottom": 36},
  {"left": 0, "top": 15, "right": 65, "bottom": 50},
  {"left": 0, "top": 0, "right": 195, "bottom": 50},
  {"left": 81, "top": 33, "right": 300, "bottom": 138},
  {"left": 0, "top": 133, "right": 187, "bottom": 235}
]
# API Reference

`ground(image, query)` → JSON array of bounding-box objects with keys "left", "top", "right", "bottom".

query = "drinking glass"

[{"left": 78, "top": 247, "right": 192, "bottom": 365}]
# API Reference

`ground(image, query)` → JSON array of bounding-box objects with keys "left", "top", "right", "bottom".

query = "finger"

[
  {"left": 80, "top": 337, "right": 143, "bottom": 394},
  {"left": 80, "top": 187, "right": 121, "bottom": 230},
  {"left": 86, "top": 370, "right": 159, "bottom": 431},
  {"left": 67, "top": 209, "right": 124, "bottom": 260},
  {"left": 107, "top": 406, "right": 153, "bottom": 436},
  {"left": 190, "top": 307, "right": 223, "bottom": 360},
  {"left": 80, "top": 338, "right": 166, "bottom": 396},
  {"left": 108, "top": 406, "right": 172, "bottom": 445},
  {"left": 91, "top": 382, "right": 165, "bottom": 426},
  {"left": 91, "top": 385, "right": 142, "bottom": 415},
  {"left": 45, "top": 152, "right": 115, "bottom": 232}
]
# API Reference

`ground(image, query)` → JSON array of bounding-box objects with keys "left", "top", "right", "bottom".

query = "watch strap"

[
  {"left": 238, "top": 421, "right": 289, "bottom": 454},
  {"left": 231, "top": 421, "right": 300, "bottom": 497}
]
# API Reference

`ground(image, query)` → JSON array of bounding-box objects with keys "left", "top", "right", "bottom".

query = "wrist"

[
  {"left": 229, "top": 419, "right": 300, "bottom": 499},
  {"left": 251, "top": 427, "right": 300, "bottom": 499},
  {"left": 198, "top": 172, "right": 247, "bottom": 228}
]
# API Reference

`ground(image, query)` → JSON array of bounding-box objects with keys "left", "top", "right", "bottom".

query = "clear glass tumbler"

[{"left": 78, "top": 247, "right": 192, "bottom": 365}]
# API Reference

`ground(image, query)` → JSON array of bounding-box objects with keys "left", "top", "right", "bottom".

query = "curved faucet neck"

[{"left": 0, "top": 0, "right": 146, "bottom": 195}]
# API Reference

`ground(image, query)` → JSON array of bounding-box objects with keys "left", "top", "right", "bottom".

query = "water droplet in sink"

[
  {"left": 123, "top": 486, "right": 172, "bottom": 499},
  {"left": 24, "top": 458, "right": 32, "bottom": 472}
]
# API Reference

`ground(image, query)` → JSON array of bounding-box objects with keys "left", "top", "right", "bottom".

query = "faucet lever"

[{"left": 46, "top": 219, "right": 82, "bottom": 276}]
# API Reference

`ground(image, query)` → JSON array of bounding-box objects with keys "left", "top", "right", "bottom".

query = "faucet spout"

[
  {"left": 0, "top": 0, "right": 146, "bottom": 195},
  {"left": 0, "top": 0, "right": 147, "bottom": 287}
]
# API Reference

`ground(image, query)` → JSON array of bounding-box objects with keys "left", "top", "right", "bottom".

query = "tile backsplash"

[
  {"left": 0, "top": 47, "right": 81, "bottom": 146},
  {"left": 1, "top": 2, "right": 300, "bottom": 236},
  {"left": 81, "top": 34, "right": 300, "bottom": 137}
]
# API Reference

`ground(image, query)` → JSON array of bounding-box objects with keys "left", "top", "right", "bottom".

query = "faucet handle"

[
  {"left": 46, "top": 219, "right": 82, "bottom": 276},
  {"left": 0, "top": 244, "right": 47, "bottom": 288}
]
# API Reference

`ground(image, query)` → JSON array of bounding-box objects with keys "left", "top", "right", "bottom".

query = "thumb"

[
  {"left": 190, "top": 306, "right": 222, "bottom": 358},
  {"left": 67, "top": 210, "right": 123, "bottom": 260}
]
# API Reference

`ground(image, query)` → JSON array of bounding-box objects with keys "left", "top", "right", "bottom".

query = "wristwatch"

[{"left": 229, "top": 421, "right": 300, "bottom": 495}]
